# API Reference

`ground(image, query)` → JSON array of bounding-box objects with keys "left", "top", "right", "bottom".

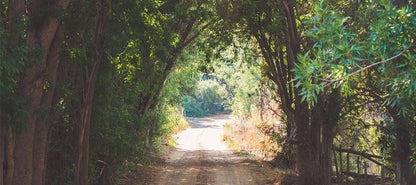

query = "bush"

[{"left": 153, "top": 105, "right": 189, "bottom": 151}]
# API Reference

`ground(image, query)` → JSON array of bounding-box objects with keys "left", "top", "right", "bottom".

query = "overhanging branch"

[{"left": 324, "top": 39, "right": 414, "bottom": 87}]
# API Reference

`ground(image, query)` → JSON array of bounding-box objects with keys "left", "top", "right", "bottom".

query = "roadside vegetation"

[{"left": 0, "top": 0, "right": 415, "bottom": 185}]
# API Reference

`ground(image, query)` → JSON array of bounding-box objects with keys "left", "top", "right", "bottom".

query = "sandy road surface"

[{"left": 153, "top": 114, "right": 275, "bottom": 185}]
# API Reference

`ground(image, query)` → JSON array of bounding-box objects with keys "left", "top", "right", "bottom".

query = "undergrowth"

[
  {"left": 152, "top": 105, "right": 189, "bottom": 154},
  {"left": 223, "top": 114, "right": 283, "bottom": 160}
]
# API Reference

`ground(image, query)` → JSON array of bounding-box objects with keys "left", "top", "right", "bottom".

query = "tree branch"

[
  {"left": 179, "top": 18, "right": 196, "bottom": 45},
  {"left": 332, "top": 146, "right": 394, "bottom": 171},
  {"left": 325, "top": 39, "right": 414, "bottom": 87},
  {"left": 183, "top": 20, "right": 213, "bottom": 47}
]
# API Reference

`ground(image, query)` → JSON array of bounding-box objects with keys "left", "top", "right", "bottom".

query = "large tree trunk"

[
  {"left": 45, "top": 51, "right": 71, "bottom": 185},
  {"left": 281, "top": 0, "right": 317, "bottom": 184},
  {"left": 294, "top": 104, "right": 313, "bottom": 185},
  {"left": 4, "top": 0, "right": 24, "bottom": 183},
  {"left": 4, "top": 129, "right": 14, "bottom": 185},
  {"left": 388, "top": 0, "right": 416, "bottom": 184},
  {"left": 310, "top": 91, "right": 340, "bottom": 185},
  {"left": 32, "top": 25, "right": 64, "bottom": 185},
  {"left": 388, "top": 106, "right": 416, "bottom": 185},
  {"left": 10, "top": 0, "right": 69, "bottom": 184},
  {"left": 281, "top": 1, "right": 341, "bottom": 184}
]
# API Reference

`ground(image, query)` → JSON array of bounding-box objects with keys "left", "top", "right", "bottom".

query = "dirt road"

[{"left": 154, "top": 114, "right": 276, "bottom": 185}]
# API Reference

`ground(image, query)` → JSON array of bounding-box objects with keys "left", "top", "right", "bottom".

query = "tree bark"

[
  {"left": 73, "top": 2, "right": 107, "bottom": 184},
  {"left": 4, "top": 1, "right": 24, "bottom": 184},
  {"left": 308, "top": 93, "right": 338, "bottom": 185},
  {"left": 281, "top": 1, "right": 332, "bottom": 184},
  {"left": 247, "top": 0, "right": 341, "bottom": 184},
  {"left": 387, "top": 106, "right": 416, "bottom": 185},
  {"left": 252, "top": 1, "right": 337, "bottom": 184},
  {"left": 321, "top": 118, "right": 335, "bottom": 185},
  {"left": 0, "top": 116, "right": 3, "bottom": 185},
  {"left": 10, "top": 0, "right": 69, "bottom": 184},
  {"left": 140, "top": 17, "right": 198, "bottom": 116},
  {"left": 45, "top": 51, "right": 70, "bottom": 185},
  {"left": 280, "top": 1, "right": 313, "bottom": 183},
  {"left": 381, "top": 166, "right": 386, "bottom": 185},
  {"left": 32, "top": 25, "right": 64, "bottom": 185},
  {"left": 136, "top": 19, "right": 198, "bottom": 146},
  {"left": 4, "top": 129, "right": 14, "bottom": 185}
]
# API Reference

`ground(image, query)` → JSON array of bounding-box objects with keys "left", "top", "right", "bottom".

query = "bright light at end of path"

[{"left": 173, "top": 115, "right": 233, "bottom": 151}]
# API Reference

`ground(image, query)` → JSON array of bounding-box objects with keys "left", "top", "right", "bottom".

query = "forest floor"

[{"left": 122, "top": 114, "right": 277, "bottom": 185}]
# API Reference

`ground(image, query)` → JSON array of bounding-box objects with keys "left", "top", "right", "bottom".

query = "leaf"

[
  {"left": 301, "top": 94, "right": 307, "bottom": 102},
  {"left": 341, "top": 16, "right": 351, "bottom": 25},
  {"left": 352, "top": 57, "right": 366, "bottom": 62}
]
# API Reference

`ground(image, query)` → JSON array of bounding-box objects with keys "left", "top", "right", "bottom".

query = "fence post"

[
  {"left": 339, "top": 145, "right": 343, "bottom": 180},
  {"left": 381, "top": 166, "right": 385, "bottom": 185},
  {"left": 357, "top": 156, "right": 360, "bottom": 185},
  {"left": 333, "top": 149, "right": 339, "bottom": 179},
  {"left": 364, "top": 161, "right": 368, "bottom": 184},
  {"left": 346, "top": 152, "right": 350, "bottom": 183}
]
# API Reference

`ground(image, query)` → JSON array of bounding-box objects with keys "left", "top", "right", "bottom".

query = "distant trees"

[
  {"left": 0, "top": 0, "right": 415, "bottom": 184},
  {"left": 183, "top": 79, "right": 228, "bottom": 117},
  {"left": 182, "top": 42, "right": 264, "bottom": 118}
]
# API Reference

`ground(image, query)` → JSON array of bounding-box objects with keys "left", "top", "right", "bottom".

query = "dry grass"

[
  {"left": 223, "top": 115, "right": 283, "bottom": 161},
  {"left": 222, "top": 111, "right": 301, "bottom": 185}
]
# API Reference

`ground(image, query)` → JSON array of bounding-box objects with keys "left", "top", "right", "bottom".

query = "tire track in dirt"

[{"left": 144, "top": 114, "right": 276, "bottom": 185}]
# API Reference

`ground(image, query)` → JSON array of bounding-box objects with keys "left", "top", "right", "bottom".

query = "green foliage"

[
  {"left": 45, "top": 0, "right": 216, "bottom": 183},
  {"left": 160, "top": 49, "right": 204, "bottom": 106},
  {"left": 182, "top": 96, "right": 208, "bottom": 117},
  {"left": 294, "top": 0, "right": 416, "bottom": 179},
  {"left": 86, "top": 0, "right": 219, "bottom": 179},
  {"left": 212, "top": 59, "right": 262, "bottom": 117},
  {"left": 294, "top": 0, "right": 416, "bottom": 114},
  {"left": 89, "top": 51, "right": 192, "bottom": 181},
  {"left": 182, "top": 79, "right": 228, "bottom": 117},
  {"left": 181, "top": 35, "right": 273, "bottom": 121},
  {"left": 152, "top": 105, "right": 189, "bottom": 151},
  {"left": 0, "top": 25, "right": 31, "bottom": 131},
  {"left": 7, "top": 0, "right": 416, "bottom": 183},
  {"left": 208, "top": 38, "right": 266, "bottom": 118}
]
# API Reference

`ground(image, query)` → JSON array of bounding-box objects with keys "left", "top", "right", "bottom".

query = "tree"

[
  {"left": 216, "top": 1, "right": 343, "bottom": 184},
  {"left": 294, "top": 1, "right": 416, "bottom": 184},
  {"left": 46, "top": 0, "right": 217, "bottom": 184},
  {"left": 0, "top": 0, "right": 69, "bottom": 184}
]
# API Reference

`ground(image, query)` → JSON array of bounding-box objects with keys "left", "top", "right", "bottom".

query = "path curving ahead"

[{"left": 154, "top": 114, "right": 276, "bottom": 185}]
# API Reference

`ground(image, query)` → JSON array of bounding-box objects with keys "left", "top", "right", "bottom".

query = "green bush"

[
  {"left": 182, "top": 79, "right": 228, "bottom": 117},
  {"left": 152, "top": 105, "right": 189, "bottom": 150}
]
